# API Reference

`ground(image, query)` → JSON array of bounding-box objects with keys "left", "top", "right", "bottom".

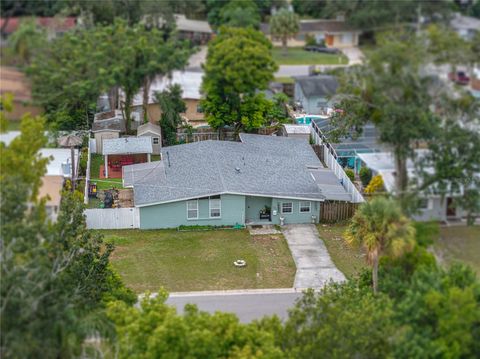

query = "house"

[
  {"left": 0, "top": 16, "right": 77, "bottom": 44},
  {"left": 38, "top": 175, "right": 63, "bottom": 221},
  {"left": 294, "top": 75, "right": 338, "bottom": 115},
  {"left": 0, "top": 66, "right": 43, "bottom": 120},
  {"left": 91, "top": 110, "right": 126, "bottom": 154},
  {"left": 357, "top": 151, "right": 473, "bottom": 223},
  {"left": 137, "top": 122, "right": 162, "bottom": 155},
  {"left": 122, "top": 134, "right": 358, "bottom": 229},
  {"left": 174, "top": 14, "right": 213, "bottom": 45},
  {"left": 129, "top": 71, "right": 206, "bottom": 127},
  {"left": 261, "top": 16, "right": 361, "bottom": 48},
  {"left": 102, "top": 137, "right": 153, "bottom": 178},
  {"left": 450, "top": 13, "right": 480, "bottom": 41}
]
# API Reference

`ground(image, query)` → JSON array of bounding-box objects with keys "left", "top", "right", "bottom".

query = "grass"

[
  {"left": 272, "top": 47, "right": 348, "bottom": 65},
  {"left": 102, "top": 229, "right": 296, "bottom": 293},
  {"left": 433, "top": 226, "right": 480, "bottom": 276},
  {"left": 317, "top": 223, "right": 367, "bottom": 278},
  {"left": 274, "top": 77, "right": 295, "bottom": 84}
]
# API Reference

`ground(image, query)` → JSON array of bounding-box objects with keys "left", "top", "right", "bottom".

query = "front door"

[{"left": 446, "top": 197, "right": 456, "bottom": 217}]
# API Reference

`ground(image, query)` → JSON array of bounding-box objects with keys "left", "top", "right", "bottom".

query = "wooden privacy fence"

[{"left": 320, "top": 201, "right": 359, "bottom": 223}]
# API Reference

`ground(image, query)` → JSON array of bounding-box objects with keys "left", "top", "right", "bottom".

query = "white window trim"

[
  {"left": 209, "top": 197, "right": 221, "bottom": 218},
  {"left": 281, "top": 202, "right": 293, "bottom": 214},
  {"left": 299, "top": 201, "right": 311, "bottom": 213},
  {"left": 186, "top": 200, "right": 199, "bottom": 220}
]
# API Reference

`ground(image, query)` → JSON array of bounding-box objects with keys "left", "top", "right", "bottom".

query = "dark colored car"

[
  {"left": 448, "top": 71, "right": 470, "bottom": 85},
  {"left": 304, "top": 45, "right": 341, "bottom": 54}
]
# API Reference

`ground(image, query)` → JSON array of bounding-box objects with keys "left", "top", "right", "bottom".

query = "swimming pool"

[{"left": 295, "top": 115, "right": 329, "bottom": 125}]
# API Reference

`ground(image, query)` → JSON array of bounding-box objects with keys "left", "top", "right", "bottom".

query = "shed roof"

[
  {"left": 175, "top": 14, "right": 212, "bottom": 33},
  {"left": 129, "top": 134, "right": 351, "bottom": 206},
  {"left": 92, "top": 116, "right": 125, "bottom": 133},
  {"left": 283, "top": 124, "right": 311, "bottom": 135},
  {"left": 102, "top": 137, "right": 153, "bottom": 155},
  {"left": 295, "top": 75, "right": 338, "bottom": 98},
  {"left": 137, "top": 122, "right": 161, "bottom": 136}
]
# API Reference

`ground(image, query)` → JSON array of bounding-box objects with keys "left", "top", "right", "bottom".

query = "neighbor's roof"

[
  {"left": 450, "top": 13, "right": 480, "bottom": 30},
  {"left": 102, "top": 137, "right": 153, "bottom": 155},
  {"left": 40, "top": 148, "right": 79, "bottom": 177},
  {"left": 130, "top": 71, "right": 203, "bottom": 106},
  {"left": 92, "top": 116, "right": 125, "bottom": 132},
  {"left": 129, "top": 134, "right": 351, "bottom": 206},
  {"left": 283, "top": 124, "right": 311, "bottom": 135},
  {"left": 123, "top": 161, "right": 166, "bottom": 188},
  {"left": 175, "top": 14, "right": 212, "bottom": 33},
  {"left": 295, "top": 75, "right": 338, "bottom": 98},
  {"left": 0, "top": 17, "right": 76, "bottom": 34},
  {"left": 137, "top": 122, "right": 161, "bottom": 136},
  {"left": 261, "top": 19, "right": 359, "bottom": 35},
  {"left": 38, "top": 175, "right": 63, "bottom": 207},
  {"left": 0, "top": 66, "right": 33, "bottom": 102}
]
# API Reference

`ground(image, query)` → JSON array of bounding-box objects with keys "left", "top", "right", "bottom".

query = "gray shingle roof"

[
  {"left": 295, "top": 75, "right": 338, "bottom": 98},
  {"left": 92, "top": 117, "right": 126, "bottom": 132},
  {"left": 102, "top": 137, "right": 153, "bottom": 155},
  {"left": 137, "top": 122, "right": 161, "bottom": 136},
  {"left": 130, "top": 134, "right": 351, "bottom": 206}
]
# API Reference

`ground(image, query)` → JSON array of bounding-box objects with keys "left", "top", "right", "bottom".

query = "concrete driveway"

[{"left": 282, "top": 224, "right": 345, "bottom": 289}]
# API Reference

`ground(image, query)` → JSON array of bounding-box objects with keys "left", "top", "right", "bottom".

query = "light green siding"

[
  {"left": 245, "top": 196, "right": 272, "bottom": 223},
  {"left": 139, "top": 194, "right": 246, "bottom": 229},
  {"left": 270, "top": 198, "right": 320, "bottom": 225}
]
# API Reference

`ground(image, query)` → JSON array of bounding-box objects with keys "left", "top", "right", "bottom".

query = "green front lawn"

[
  {"left": 434, "top": 226, "right": 480, "bottom": 275},
  {"left": 272, "top": 47, "right": 348, "bottom": 65},
  {"left": 102, "top": 229, "right": 296, "bottom": 293},
  {"left": 317, "top": 223, "right": 367, "bottom": 278}
]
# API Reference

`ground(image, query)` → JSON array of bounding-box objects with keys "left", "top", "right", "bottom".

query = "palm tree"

[
  {"left": 345, "top": 197, "right": 415, "bottom": 294},
  {"left": 269, "top": 8, "right": 300, "bottom": 55}
]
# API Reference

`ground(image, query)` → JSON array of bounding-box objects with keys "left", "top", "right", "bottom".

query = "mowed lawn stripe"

[{"left": 101, "top": 229, "right": 295, "bottom": 293}]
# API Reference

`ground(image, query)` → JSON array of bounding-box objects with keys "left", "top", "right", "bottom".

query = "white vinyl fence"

[
  {"left": 85, "top": 208, "right": 140, "bottom": 229},
  {"left": 310, "top": 122, "right": 365, "bottom": 203}
]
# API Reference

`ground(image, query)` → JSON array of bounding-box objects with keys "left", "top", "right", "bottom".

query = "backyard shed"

[
  {"left": 137, "top": 122, "right": 162, "bottom": 155},
  {"left": 102, "top": 137, "right": 153, "bottom": 178}
]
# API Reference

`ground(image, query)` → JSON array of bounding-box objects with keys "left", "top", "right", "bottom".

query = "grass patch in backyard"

[
  {"left": 101, "top": 229, "right": 296, "bottom": 293},
  {"left": 90, "top": 154, "right": 103, "bottom": 178},
  {"left": 433, "top": 226, "right": 480, "bottom": 276},
  {"left": 317, "top": 223, "right": 366, "bottom": 278},
  {"left": 272, "top": 47, "right": 348, "bottom": 65},
  {"left": 91, "top": 178, "right": 124, "bottom": 190},
  {"left": 274, "top": 76, "right": 295, "bottom": 84}
]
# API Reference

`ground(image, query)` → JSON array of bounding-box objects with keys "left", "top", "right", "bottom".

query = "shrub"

[
  {"left": 364, "top": 175, "right": 384, "bottom": 194},
  {"left": 345, "top": 168, "right": 355, "bottom": 182},
  {"left": 359, "top": 167, "right": 372, "bottom": 187},
  {"left": 305, "top": 33, "right": 317, "bottom": 46}
]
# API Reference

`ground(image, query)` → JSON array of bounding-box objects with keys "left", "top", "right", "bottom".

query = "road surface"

[{"left": 166, "top": 289, "right": 303, "bottom": 323}]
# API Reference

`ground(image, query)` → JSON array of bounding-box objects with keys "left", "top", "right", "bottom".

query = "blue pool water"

[{"left": 295, "top": 115, "right": 328, "bottom": 125}]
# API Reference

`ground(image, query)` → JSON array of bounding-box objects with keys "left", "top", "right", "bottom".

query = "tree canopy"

[
  {"left": 269, "top": 8, "right": 300, "bottom": 53},
  {"left": 201, "top": 26, "right": 278, "bottom": 132}
]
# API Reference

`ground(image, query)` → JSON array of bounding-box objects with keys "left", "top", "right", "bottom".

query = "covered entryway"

[{"left": 245, "top": 196, "right": 273, "bottom": 224}]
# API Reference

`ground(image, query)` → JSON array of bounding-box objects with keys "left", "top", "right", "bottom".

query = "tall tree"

[
  {"left": 345, "top": 197, "right": 415, "bottom": 294},
  {"left": 269, "top": 8, "right": 299, "bottom": 54},
  {"left": 331, "top": 31, "right": 437, "bottom": 201},
  {"left": 292, "top": 0, "right": 327, "bottom": 18},
  {"left": 220, "top": 0, "right": 261, "bottom": 28},
  {"left": 201, "top": 26, "right": 278, "bottom": 132},
  {"left": 4, "top": 18, "right": 47, "bottom": 66},
  {"left": 155, "top": 84, "right": 186, "bottom": 146}
]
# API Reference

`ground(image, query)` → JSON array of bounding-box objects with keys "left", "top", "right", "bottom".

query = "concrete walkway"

[{"left": 282, "top": 224, "right": 345, "bottom": 289}]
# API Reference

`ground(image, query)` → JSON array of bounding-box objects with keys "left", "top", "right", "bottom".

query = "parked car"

[
  {"left": 304, "top": 45, "right": 341, "bottom": 54},
  {"left": 448, "top": 71, "right": 470, "bottom": 85}
]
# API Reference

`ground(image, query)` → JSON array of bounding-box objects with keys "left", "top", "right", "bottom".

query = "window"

[
  {"left": 419, "top": 198, "right": 432, "bottom": 210},
  {"left": 196, "top": 104, "right": 204, "bottom": 113},
  {"left": 187, "top": 200, "right": 198, "bottom": 219},
  {"left": 209, "top": 197, "right": 221, "bottom": 218},
  {"left": 299, "top": 201, "right": 311, "bottom": 213},
  {"left": 281, "top": 202, "right": 293, "bottom": 214},
  {"left": 152, "top": 137, "right": 159, "bottom": 145}
]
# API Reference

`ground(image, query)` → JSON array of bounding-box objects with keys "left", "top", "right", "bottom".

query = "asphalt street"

[{"left": 166, "top": 290, "right": 303, "bottom": 323}]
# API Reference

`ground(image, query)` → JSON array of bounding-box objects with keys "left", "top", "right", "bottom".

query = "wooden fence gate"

[{"left": 320, "top": 201, "right": 359, "bottom": 223}]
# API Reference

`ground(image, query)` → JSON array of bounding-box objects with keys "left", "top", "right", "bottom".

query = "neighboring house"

[
  {"left": 0, "top": 66, "right": 43, "bottom": 120},
  {"left": 122, "top": 134, "right": 358, "bottom": 229},
  {"left": 175, "top": 14, "right": 213, "bottom": 45},
  {"left": 102, "top": 137, "right": 153, "bottom": 178},
  {"left": 450, "top": 13, "right": 480, "bottom": 41},
  {"left": 137, "top": 122, "right": 162, "bottom": 155},
  {"left": 261, "top": 16, "right": 361, "bottom": 48},
  {"left": 357, "top": 151, "right": 474, "bottom": 223},
  {"left": 38, "top": 175, "right": 63, "bottom": 222},
  {"left": 129, "top": 70, "right": 206, "bottom": 127},
  {"left": 294, "top": 75, "right": 338, "bottom": 115},
  {"left": 281, "top": 124, "right": 311, "bottom": 141},
  {"left": 91, "top": 110, "right": 126, "bottom": 154},
  {"left": 0, "top": 16, "right": 77, "bottom": 44}
]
